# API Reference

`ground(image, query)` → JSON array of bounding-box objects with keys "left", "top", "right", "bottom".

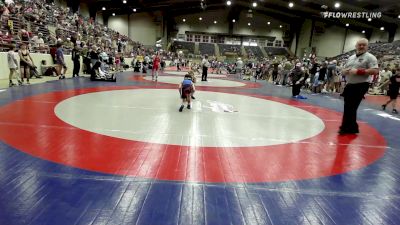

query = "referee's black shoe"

[{"left": 338, "top": 129, "right": 359, "bottom": 135}]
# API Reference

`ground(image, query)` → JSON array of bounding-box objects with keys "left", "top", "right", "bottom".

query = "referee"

[{"left": 339, "top": 38, "right": 379, "bottom": 135}]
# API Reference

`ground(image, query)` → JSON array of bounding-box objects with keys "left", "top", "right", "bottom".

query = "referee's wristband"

[{"left": 356, "top": 69, "right": 366, "bottom": 75}]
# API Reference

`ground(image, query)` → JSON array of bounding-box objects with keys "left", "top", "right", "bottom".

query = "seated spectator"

[
  {"left": 19, "top": 28, "right": 30, "bottom": 45},
  {"left": 31, "top": 32, "right": 46, "bottom": 49},
  {"left": 90, "top": 60, "right": 115, "bottom": 80},
  {"left": 99, "top": 48, "right": 109, "bottom": 62},
  {"left": 0, "top": 30, "right": 13, "bottom": 48}
]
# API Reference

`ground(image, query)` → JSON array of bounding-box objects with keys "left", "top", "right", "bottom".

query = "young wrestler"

[
  {"left": 187, "top": 71, "right": 196, "bottom": 99},
  {"left": 152, "top": 52, "right": 161, "bottom": 81},
  {"left": 178, "top": 74, "right": 195, "bottom": 112}
]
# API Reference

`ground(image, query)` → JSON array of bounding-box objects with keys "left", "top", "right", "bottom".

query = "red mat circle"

[{"left": 0, "top": 86, "right": 386, "bottom": 183}]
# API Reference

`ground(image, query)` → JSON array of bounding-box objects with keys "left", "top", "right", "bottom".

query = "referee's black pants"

[
  {"left": 73, "top": 60, "right": 80, "bottom": 76},
  {"left": 292, "top": 82, "right": 302, "bottom": 96},
  {"left": 202, "top": 66, "right": 208, "bottom": 81},
  {"left": 340, "top": 82, "right": 369, "bottom": 133}
]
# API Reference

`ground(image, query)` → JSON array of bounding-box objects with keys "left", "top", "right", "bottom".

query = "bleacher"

[
  {"left": 199, "top": 43, "right": 215, "bottom": 56},
  {"left": 264, "top": 47, "right": 289, "bottom": 56},
  {"left": 218, "top": 43, "right": 241, "bottom": 55},
  {"left": 171, "top": 41, "right": 195, "bottom": 54},
  {"left": 0, "top": 0, "right": 141, "bottom": 56},
  {"left": 244, "top": 46, "right": 263, "bottom": 58}
]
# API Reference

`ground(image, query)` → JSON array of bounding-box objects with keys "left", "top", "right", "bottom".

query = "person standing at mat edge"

[
  {"left": 56, "top": 42, "right": 67, "bottom": 79},
  {"left": 152, "top": 52, "right": 161, "bottom": 81},
  {"left": 7, "top": 45, "right": 22, "bottom": 87},
  {"left": 382, "top": 68, "right": 400, "bottom": 114},
  {"left": 71, "top": 44, "right": 80, "bottom": 77},
  {"left": 290, "top": 63, "right": 307, "bottom": 99},
  {"left": 339, "top": 38, "right": 379, "bottom": 135},
  {"left": 201, "top": 54, "right": 210, "bottom": 81}
]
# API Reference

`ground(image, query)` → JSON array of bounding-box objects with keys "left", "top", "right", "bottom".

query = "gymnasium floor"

[{"left": 0, "top": 68, "right": 399, "bottom": 225}]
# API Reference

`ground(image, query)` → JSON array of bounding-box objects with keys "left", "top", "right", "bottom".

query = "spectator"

[
  {"left": 19, "top": 28, "right": 30, "bottom": 45},
  {"left": 382, "top": 68, "right": 400, "bottom": 114},
  {"left": 55, "top": 42, "right": 67, "bottom": 79},
  {"left": 317, "top": 62, "right": 327, "bottom": 93},
  {"left": 32, "top": 32, "right": 47, "bottom": 51},
  {"left": 290, "top": 63, "right": 307, "bottom": 99},
  {"left": 99, "top": 48, "right": 109, "bottom": 62},
  {"left": 18, "top": 43, "right": 34, "bottom": 85},
  {"left": 71, "top": 44, "right": 80, "bottom": 77},
  {"left": 115, "top": 52, "right": 121, "bottom": 71},
  {"left": 7, "top": 45, "right": 21, "bottom": 87},
  {"left": 88, "top": 45, "right": 99, "bottom": 69},
  {"left": 326, "top": 60, "right": 337, "bottom": 92}
]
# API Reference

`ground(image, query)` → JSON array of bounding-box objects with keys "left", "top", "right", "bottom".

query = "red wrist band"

[{"left": 356, "top": 69, "right": 366, "bottom": 75}]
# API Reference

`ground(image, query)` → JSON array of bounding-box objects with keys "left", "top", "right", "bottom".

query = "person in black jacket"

[
  {"left": 316, "top": 62, "right": 327, "bottom": 93},
  {"left": 71, "top": 44, "right": 80, "bottom": 77},
  {"left": 382, "top": 69, "right": 400, "bottom": 114},
  {"left": 88, "top": 46, "right": 99, "bottom": 70},
  {"left": 290, "top": 63, "right": 307, "bottom": 99}
]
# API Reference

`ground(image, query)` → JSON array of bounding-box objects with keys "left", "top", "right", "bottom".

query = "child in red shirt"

[{"left": 152, "top": 52, "right": 161, "bottom": 81}]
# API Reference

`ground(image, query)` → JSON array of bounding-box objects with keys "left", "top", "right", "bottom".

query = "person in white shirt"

[
  {"left": 340, "top": 38, "right": 379, "bottom": 135},
  {"left": 235, "top": 58, "right": 243, "bottom": 74},
  {"left": 379, "top": 67, "right": 392, "bottom": 93},
  {"left": 36, "top": 36, "right": 45, "bottom": 47},
  {"left": 31, "top": 33, "right": 45, "bottom": 51},
  {"left": 201, "top": 54, "right": 210, "bottom": 81},
  {"left": 99, "top": 48, "right": 109, "bottom": 62},
  {"left": 7, "top": 45, "right": 22, "bottom": 87},
  {"left": 379, "top": 67, "right": 392, "bottom": 83}
]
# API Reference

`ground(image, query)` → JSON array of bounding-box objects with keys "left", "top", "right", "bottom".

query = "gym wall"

[
  {"left": 106, "top": 13, "right": 162, "bottom": 46},
  {"left": 295, "top": 19, "right": 367, "bottom": 58},
  {"left": 174, "top": 10, "right": 285, "bottom": 40}
]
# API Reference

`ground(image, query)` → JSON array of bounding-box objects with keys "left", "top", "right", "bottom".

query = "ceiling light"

[
  {"left": 248, "top": 22, "right": 251, "bottom": 26},
  {"left": 252, "top": 2, "right": 257, "bottom": 7},
  {"left": 232, "top": 19, "right": 236, "bottom": 23},
  {"left": 227, "top": 0, "right": 232, "bottom": 6},
  {"left": 102, "top": 7, "right": 106, "bottom": 10},
  {"left": 345, "top": 23, "right": 349, "bottom": 27},
  {"left": 214, "top": 20, "right": 217, "bottom": 24},
  {"left": 199, "top": 17, "right": 202, "bottom": 21},
  {"left": 380, "top": 27, "right": 384, "bottom": 31},
  {"left": 123, "top": 0, "right": 127, "bottom": 3},
  {"left": 334, "top": 2, "right": 340, "bottom": 8},
  {"left": 112, "top": 13, "right": 115, "bottom": 16},
  {"left": 288, "top": 2, "right": 294, "bottom": 8},
  {"left": 182, "top": 18, "right": 186, "bottom": 22},
  {"left": 368, "top": 18, "right": 372, "bottom": 21},
  {"left": 362, "top": 30, "right": 365, "bottom": 33}
]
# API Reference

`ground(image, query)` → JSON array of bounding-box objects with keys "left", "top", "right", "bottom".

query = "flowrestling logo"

[{"left": 321, "top": 11, "right": 382, "bottom": 19}]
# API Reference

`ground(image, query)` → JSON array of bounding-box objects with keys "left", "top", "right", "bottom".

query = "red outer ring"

[{"left": 0, "top": 86, "right": 386, "bottom": 183}]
